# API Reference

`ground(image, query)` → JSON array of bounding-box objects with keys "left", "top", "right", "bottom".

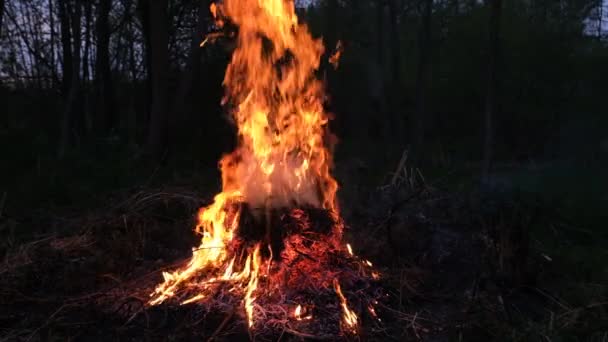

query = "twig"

[
  {"left": 284, "top": 327, "right": 334, "bottom": 340},
  {"left": 207, "top": 308, "right": 235, "bottom": 341},
  {"left": 556, "top": 301, "right": 608, "bottom": 320},
  {"left": 293, "top": 248, "right": 318, "bottom": 262},
  {"left": 122, "top": 297, "right": 148, "bottom": 326},
  {"left": 390, "top": 149, "right": 409, "bottom": 186},
  {"left": 26, "top": 304, "right": 69, "bottom": 342}
]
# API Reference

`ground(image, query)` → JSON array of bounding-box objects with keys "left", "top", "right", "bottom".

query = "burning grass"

[
  {"left": 147, "top": 204, "right": 384, "bottom": 338},
  {"left": 140, "top": 0, "right": 378, "bottom": 336},
  {"left": 0, "top": 186, "right": 391, "bottom": 340},
  {"left": 1, "top": 181, "right": 606, "bottom": 340}
]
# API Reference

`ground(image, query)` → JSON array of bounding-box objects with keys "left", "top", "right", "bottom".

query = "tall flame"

[
  {"left": 217, "top": 0, "right": 337, "bottom": 211},
  {"left": 150, "top": 0, "right": 357, "bottom": 331}
]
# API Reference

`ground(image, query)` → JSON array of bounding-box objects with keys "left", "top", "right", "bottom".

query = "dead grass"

[{"left": 0, "top": 178, "right": 605, "bottom": 340}]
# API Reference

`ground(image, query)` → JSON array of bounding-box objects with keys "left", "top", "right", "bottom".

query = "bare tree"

[
  {"left": 95, "top": 0, "right": 115, "bottom": 134},
  {"left": 20, "top": 1, "right": 42, "bottom": 87},
  {"left": 388, "top": 0, "right": 401, "bottom": 91},
  {"left": 412, "top": 0, "right": 432, "bottom": 164},
  {"left": 127, "top": 1, "right": 140, "bottom": 145},
  {"left": 82, "top": 0, "right": 92, "bottom": 132},
  {"left": 58, "top": 0, "right": 72, "bottom": 98},
  {"left": 173, "top": 0, "right": 208, "bottom": 129},
  {"left": 597, "top": 0, "right": 604, "bottom": 39},
  {"left": 325, "top": 0, "right": 339, "bottom": 49},
  {"left": 376, "top": 0, "right": 385, "bottom": 66},
  {"left": 59, "top": 0, "right": 83, "bottom": 157},
  {"left": 388, "top": 0, "right": 402, "bottom": 140},
  {"left": 58, "top": 0, "right": 73, "bottom": 156},
  {"left": 49, "top": 0, "right": 57, "bottom": 86},
  {"left": 371, "top": 0, "right": 390, "bottom": 146},
  {"left": 146, "top": 0, "right": 169, "bottom": 160},
  {"left": 0, "top": 0, "right": 5, "bottom": 37},
  {"left": 137, "top": 0, "right": 153, "bottom": 133},
  {"left": 481, "top": 0, "right": 502, "bottom": 181}
]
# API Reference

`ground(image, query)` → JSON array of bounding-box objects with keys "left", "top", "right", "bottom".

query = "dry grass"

[{"left": 0, "top": 179, "right": 605, "bottom": 340}]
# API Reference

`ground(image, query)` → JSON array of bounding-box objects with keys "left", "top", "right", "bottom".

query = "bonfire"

[{"left": 147, "top": 0, "right": 382, "bottom": 338}]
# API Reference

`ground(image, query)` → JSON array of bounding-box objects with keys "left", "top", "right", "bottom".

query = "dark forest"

[{"left": 1, "top": 0, "right": 607, "bottom": 340}]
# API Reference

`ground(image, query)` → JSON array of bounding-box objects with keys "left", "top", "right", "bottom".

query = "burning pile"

[{"left": 149, "top": 0, "right": 380, "bottom": 337}]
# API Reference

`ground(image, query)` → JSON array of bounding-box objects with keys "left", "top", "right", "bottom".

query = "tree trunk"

[
  {"left": 481, "top": 0, "right": 502, "bottom": 181},
  {"left": 0, "top": 0, "right": 5, "bottom": 37},
  {"left": 412, "top": 0, "right": 432, "bottom": 164},
  {"left": 173, "top": 0, "right": 208, "bottom": 131},
  {"left": 58, "top": 0, "right": 82, "bottom": 156},
  {"left": 95, "top": 0, "right": 115, "bottom": 135},
  {"left": 138, "top": 0, "right": 153, "bottom": 134},
  {"left": 82, "top": 1, "right": 91, "bottom": 83},
  {"left": 372, "top": 0, "right": 391, "bottom": 150},
  {"left": 128, "top": 10, "right": 138, "bottom": 145},
  {"left": 388, "top": 0, "right": 402, "bottom": 140},
  {"left": 70, "top": 0, "right": 83, "bottom": 143},
  {"left": 376, "top": 0, "right": 385, "bottom": 66},
  {"left": 388, "top": 0, "right": 401, "bottom": 90},
  {"left": 598, "top": 0, "right": 603, "bottom": 39},
  {"left": 82, "top": 0, "right": 92, "bottom": 133},
  {"left": 49, "top": 0, "right": 57, "bottom": 87},
  {"left": 146, "top": 0, "right": 169, "bottom": 160},
  {"left": 58, "top": 0, "right": 72, "bottom": 98},
  {"left": 58, "top": 0, "right": 74, "bottom": 157},
  {"left": 325, "top": 0, "right": 339, "bottom": 51},
  {"left": 22, "top": 3, "right": 44, "bottom": 88}
]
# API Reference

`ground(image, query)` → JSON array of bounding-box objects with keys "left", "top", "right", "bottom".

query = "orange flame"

[
  {"left": 329, "top": 40, "right": 343, "bottom": 69},
  {"left": 333, "top": 278, "right": 358, "bottom": 330},
  {"left": 244, "top": 244, "right": 261, "bottom": 327},
  {"left": 149, "top": 0, "right": 356, "bottom": 331},
  {"left": 214, "top": 0, "right": 338, "bottom": 212}
]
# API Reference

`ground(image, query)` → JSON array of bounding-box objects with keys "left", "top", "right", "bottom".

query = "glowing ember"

[
  {"left": 148, "top": 0, "right": 376, "bottom": 336},
  {"left": 293, "top": 304, "right": 312, "bottom": 321},
  {"left": 368, "top": 304, "right": 380, "bottom": 322},
  {"left": 329, "top": 40, "right": 344, "bottom": 69}
]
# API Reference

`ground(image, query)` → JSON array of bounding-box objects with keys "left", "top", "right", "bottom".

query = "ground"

[{"left": 1, "top": 151, "right": 606, "bottom": 341}]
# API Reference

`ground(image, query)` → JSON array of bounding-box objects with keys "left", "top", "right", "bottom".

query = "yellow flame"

[
  {"left": 333, "top": 279, "right": 358, "bottom": 330},
  {"left": 149, "top": 0, "right": 346, "bottom": 330},
  {"left": 346, "top": 243, "right": 353, "bottom": 256},
  {"left": 216, "top": 0, "right": 338, "bottom": 212},
  {"left": 293, "top": 304, "right": 312, "bottom": 321},
  {"left": 182, "top": 294, "right": 205, "bottom": 305},
  {"left": 244, "top": 245, "right": 261, "bottom": 327}
]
